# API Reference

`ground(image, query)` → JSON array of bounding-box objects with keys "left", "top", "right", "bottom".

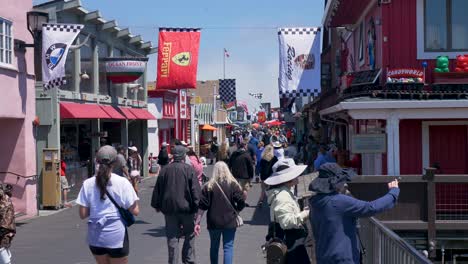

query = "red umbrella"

[{"left": 267, "top": 120, "right": 283, "bottom": 126}]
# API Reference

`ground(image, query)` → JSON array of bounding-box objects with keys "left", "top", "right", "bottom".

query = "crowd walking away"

[{"left": 64, "top": 129, "right": 400, "bottom": 264}]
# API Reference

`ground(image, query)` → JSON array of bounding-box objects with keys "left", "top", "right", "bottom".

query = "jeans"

[
  {"left": 165, "top": 214, "right": 196, "bottom": 264},
  {"left": 208, "top": 228, "right": 236, "bottom": 264}
]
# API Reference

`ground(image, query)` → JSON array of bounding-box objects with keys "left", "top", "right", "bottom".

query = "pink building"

[{"left": 0, "top": 0, "right": 37, "bottom": 217}]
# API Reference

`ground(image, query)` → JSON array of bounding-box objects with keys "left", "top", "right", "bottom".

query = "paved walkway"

[{"left": 12, "top": 171, "right": 272, "bottom": 263}]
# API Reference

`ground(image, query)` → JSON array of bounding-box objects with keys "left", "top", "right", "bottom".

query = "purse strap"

[
  {"left": 105, "top": 189, "right": 123, "bottom": 211},
  {"left": 215, "top": 182, "right": 239, "bottom": 216},
  {"left": 269, "top": 191, "right": 282, "bottom": 238}
]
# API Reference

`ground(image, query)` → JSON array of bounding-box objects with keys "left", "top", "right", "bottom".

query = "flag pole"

[{"left": 223, "top": 49, "right": 226, "bottom": 79}]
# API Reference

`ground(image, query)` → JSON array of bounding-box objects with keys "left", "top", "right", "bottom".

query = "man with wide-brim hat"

[
  {"left": 308, "top": 163, "right": 400, "bottom": 264},
  {"left": 265, "top": 159, "right": 311, "bottom": 263}
]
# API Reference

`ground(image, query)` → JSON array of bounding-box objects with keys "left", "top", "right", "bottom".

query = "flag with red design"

[{"left": 156, "top": 28, "right": 201, "bottom": 90}]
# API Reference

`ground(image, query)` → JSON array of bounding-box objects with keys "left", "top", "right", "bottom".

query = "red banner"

[{"left": 156, "top": 28, "right": 201, "bottom": 90}]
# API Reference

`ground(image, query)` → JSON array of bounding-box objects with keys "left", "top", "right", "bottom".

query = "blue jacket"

[{"left": 309, "top": 188, "right": 400, "bottom": 264}]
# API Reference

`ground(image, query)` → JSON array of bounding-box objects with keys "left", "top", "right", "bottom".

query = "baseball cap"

[{"left": 97, "top": 145, "right": 118, "bottom": 164}]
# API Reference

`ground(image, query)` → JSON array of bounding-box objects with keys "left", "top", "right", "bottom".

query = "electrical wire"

[{"left": 0, "top": 172, "right": 37, "bottom": 179}]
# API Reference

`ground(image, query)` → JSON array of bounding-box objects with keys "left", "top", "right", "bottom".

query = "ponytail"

[{"left": 96, "top": 162, "right": 113, "bottom": 200}]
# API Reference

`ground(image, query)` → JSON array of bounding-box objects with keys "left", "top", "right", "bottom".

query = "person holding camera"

[{"left": 309, "top": 163, "right": 400, "bottom": 264}]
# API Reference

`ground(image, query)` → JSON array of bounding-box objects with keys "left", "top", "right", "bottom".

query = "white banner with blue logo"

[
  {"left": 42, "top": 23, "right": 83, "bottom": 90},
  {"left": 278, "top": 27, "right": 321, "bottom": 99}
]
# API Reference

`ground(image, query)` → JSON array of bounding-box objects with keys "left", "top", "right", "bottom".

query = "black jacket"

[
  {"left": 199, "top": 181, "right": 246, "bottom": 229},
  {"left": 228, "top": 149, "right": 254, "bottom": 180},
  {"left": 259, "top": 156, "right": 278, "bottom": 181},
  {"left": 157, "top": 147, "right": 169, "bottom": 166},
  {"left": 151, "top": 161, "right": 201, "bottom": 214}
]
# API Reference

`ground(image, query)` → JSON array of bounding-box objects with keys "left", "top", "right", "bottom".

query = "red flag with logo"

[{"left": 156, "top": 28, "right": 201, "bottom": 89}]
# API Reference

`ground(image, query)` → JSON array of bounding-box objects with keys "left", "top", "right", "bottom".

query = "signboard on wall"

[
  {"left": 351, "top": 134, "right": 387, "bottom": 153},
  {"left": 104, "top": 58, "right": 148, "bottom": 84},
  {"left": 179, "top": 89, "right": 188, "bottom": 119}
]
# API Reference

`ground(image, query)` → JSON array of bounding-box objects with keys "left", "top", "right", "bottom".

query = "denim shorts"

[{"left": 0, "top": 247, "right": 11, "bottom": 264}]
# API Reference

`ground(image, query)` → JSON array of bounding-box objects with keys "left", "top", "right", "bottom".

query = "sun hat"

[
  {"left": 308, "top": 163, "right": 357, "bottom": 194},
  {"left": 162, "top": 142, "right": 168, "bottom": 147},
  {"left": 180, "top": 140, "right": 189, "bottom": 146},
  {"left": 96, "top": 145, "right": 118, "bottom": 165},
  {"left": 264, "top": 158, "right": 307, "bottom": 186},
  {"left": 272, "top": 141, "right": 282, "bottom": 149},
  {"left": 128, "top": 146, "right": 138, "bottom": 152}
]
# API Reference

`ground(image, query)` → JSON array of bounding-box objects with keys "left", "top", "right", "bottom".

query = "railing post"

[{"left": 424, "top": 167, "right": 437, "bottom": 259}]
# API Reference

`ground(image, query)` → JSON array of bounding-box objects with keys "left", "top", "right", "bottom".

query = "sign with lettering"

[
  {"left": 351, "top": 134, "right": 387, "bottom": 153},
  {"left": 156, "top": 28, "right": 201, "bottom": 90},
  {"left": 104, "top": 58, "right": 148, "bottom": 84},
  {"left": 179, "top": 89, "right": 188, "bottom": 119}
]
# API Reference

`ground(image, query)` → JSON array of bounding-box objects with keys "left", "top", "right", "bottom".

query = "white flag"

[
  {"left": 42, "top": 23, "right": 83, "bottom": 90},
  {"left": 278, "top": 27, "right": 321, "bottom": 99}
]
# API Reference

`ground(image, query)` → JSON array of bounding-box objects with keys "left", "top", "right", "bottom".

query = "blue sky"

[{"left": 36, "top": 0, "right": 325, "bottom": 108}]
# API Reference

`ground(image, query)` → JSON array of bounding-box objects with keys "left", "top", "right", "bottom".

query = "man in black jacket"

[
  {"left": 228, "top": 141, "right": 254, "bottom": 205},
  {"left": 151, "top": 145, "right": 201, "bottom": 264}
]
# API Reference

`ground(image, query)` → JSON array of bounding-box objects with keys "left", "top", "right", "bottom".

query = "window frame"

[
  {"left": 423, "top": 0, "right": 468, "bottom": 52},
  {"left": 0, "top": 17, "right": 14, "bottom": 67}
]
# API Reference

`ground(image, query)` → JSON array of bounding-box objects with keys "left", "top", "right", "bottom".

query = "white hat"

[
  {"left": 180, "top": 141, "right": 189, "bottom": 146},
  {"left": 162, "top": 142, "right": 168, "bottom": 147},
  {"left": 264, "top": 159, "right": 307, "bottom": 186},
  {"left": 272, "top": 141, "right": 282, "bottom": 148},
  {"left": 128, "top": 146, "right": 138, "bottom": 152}
]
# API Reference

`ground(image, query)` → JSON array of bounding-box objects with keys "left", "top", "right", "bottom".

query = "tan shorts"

[
  {"left": 61, "top": 176, "right": 70, "bottom": 190},
  {"left": 238, "top": 179, "right": 251, "bottom": 192}
]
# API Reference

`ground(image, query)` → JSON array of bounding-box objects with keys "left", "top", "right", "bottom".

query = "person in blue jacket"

[{"left": 308, "top": 163, "right": 399, "bottom": 264}]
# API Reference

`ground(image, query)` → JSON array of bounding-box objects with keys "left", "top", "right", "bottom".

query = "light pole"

[{"left": 26, "top": 11, "right": 49, "bottom": 81}]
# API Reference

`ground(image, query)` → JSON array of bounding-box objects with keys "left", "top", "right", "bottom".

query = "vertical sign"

[
  {"left": 179, "top": 89, "right": 187, "bottom": 119},
  {"left": 156, "top": 28, "right": 201, "bottom": 90},
  {"left": 278, "top": 27, "right": 321, "bottom": 99}
]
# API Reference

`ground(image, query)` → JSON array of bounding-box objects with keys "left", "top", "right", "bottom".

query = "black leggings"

[{"left": 89, "top": 229, "right": 129, "bottom": 258}]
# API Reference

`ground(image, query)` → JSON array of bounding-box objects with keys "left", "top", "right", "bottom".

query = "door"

[{"left": 429, "top": 125, "right": 468, "bottom": 213}]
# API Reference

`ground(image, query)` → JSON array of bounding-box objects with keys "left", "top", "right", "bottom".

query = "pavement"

[{"left": 11, "top": 166, "right": 272, "bottom": 264}]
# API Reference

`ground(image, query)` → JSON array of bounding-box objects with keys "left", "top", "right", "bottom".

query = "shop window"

[
  {"left": 424, "top": 0, "right": 468, "bottom": 51},
  {"left": 0, "top": 18, "right": 13, "bottom": 66},
  {"left": 98, "top": 41, "right": 109, "bottom": 95}
]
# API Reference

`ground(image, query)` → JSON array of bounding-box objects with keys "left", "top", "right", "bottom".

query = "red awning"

[
  {"left": 100, "top": 105, "right": 126, "bottom": 119},
  {"left": 129, "top": 108, "right": 157, "bottom": 120},
  {"left": 60, "top": 102, "right": 110, "bottom": 119},
  {"left": 119, "top": 107, "right": 137, "bottom": 119}
]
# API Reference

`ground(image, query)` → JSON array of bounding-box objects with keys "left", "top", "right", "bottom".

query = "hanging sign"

[
  {"left": 278, "top": 27, "right": 321, "bottom": 99},
  {"left": 257, "top": 111, "right": 267, "bottom": 123},
  {"left": 179, "top": 89, "right": 188, "bottom": 119},
  {"left": 104, "top": 58, "right": 148, "bottom": 84},
  {"left": 42, "top": 23, "right": 83, "bottom": 90},
  {"left": 156, "top": 28, "right": 201, "bottom": 90}
]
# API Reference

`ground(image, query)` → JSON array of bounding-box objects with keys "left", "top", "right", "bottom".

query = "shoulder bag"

[
  {"left": 264, "top": 192, "right": 288, "bottom": 264},
  {"left": 105, "top": 190, "right": 135, "bottom": 227},
  {"left": 215, "top": 182, "right": 243, "bottom": 227}
]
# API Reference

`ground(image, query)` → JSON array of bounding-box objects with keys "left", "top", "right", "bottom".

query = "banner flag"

[
  {"left": 278, "top": 27, "right": 321, "bottom": 99},
  {"left": 42, "top": 23, "right": 83, "bottom": 90},
  {"left": 156, "top": 28, "right": 201, "bottom": 89},
  {"left": 219, "top": 79, "right": 236, "bottom": 103},
  {"left": 224, "top": 101, "right": 236, "bottom": 111}
]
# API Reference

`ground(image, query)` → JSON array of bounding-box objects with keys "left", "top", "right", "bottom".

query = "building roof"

[{"left": 34, "top": 0, "right": 157, "bottom": 55}]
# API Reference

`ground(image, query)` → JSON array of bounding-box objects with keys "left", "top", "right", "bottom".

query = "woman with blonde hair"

[
  {"left": 195, "top": 162, "right": 246, "bottom": 264},
  {"left": 257, "top": 145, "right": 278, "bottom": 206}
]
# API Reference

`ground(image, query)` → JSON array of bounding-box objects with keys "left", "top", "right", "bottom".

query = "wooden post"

[{"left": 424, "top": 167, "right": 437, "bottom": 259}]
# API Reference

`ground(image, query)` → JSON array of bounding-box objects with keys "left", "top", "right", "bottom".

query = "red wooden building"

[{"left": 313, "top": 0, "right": 468, "bottom": 176}]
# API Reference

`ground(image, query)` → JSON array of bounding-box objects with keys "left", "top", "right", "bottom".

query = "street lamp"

[{"left": 27, "top": 11, "right": 49, "bottom": 41}]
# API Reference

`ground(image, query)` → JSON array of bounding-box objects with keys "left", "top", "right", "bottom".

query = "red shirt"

[{"left": 60, "top": 160, "right": 66, "bottom": 176}]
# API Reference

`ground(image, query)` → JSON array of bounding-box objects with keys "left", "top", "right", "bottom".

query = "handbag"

[
  {"left": 105, "top": 190, "right": 135, "bottom": 227},
  {"left": 215, "top": 182, "right": 243, "bottom": 227},
  {"left": 264, "top": 192, "right": 288, "bottom": 264}
]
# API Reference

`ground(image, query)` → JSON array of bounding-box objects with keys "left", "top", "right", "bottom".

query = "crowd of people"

[{"left": 0, "top": 126, "right": 399, "bottom": 264}]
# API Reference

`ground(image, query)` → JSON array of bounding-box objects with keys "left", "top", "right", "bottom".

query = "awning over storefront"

[
  {"left": 129, "top": 108, "right": 157, "bottom": 120},
  {"left": 118, "top": 107, "right": 137, "bottom": 119},
  {"left": 60, "top": 102, "right": 110, "bottom": 119},
  {"left": 100, "top": 105, "right": 126, "bottom": 119}
]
